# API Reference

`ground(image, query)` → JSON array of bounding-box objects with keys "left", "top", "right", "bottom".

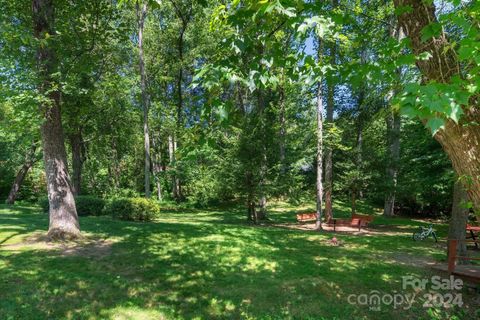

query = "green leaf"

[
  {"left": 448, "top": 103, "right": 464, "bottom": 123},
  {"left": 426, "top": 117, "right": 445, "bottom": 135},
  {"left": 421, "top": 22, "right": 442, "bottom": 43}
]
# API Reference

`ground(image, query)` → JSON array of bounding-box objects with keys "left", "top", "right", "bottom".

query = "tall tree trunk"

[
  {"left": 256, "top": 88, "right": 268, "bottom": 221},
  {"left": 383, "top": 109, "right": 401, "bottom": 216},
  {"left": 33, "top": 0, "right": 80, "bottom": 240},
  {"left": 69, "top": 130, "right": 85, "bottom": 196},
  {"left": 168, "top": 135, "right": 180, "bottom": 199},
  {"left": 6, "top": 143, "right": 38, "bottom": 205},
  {"left": 109, "top": 137, "right": 120, "bottom": 190},
  {"left": 315, "top": 43, "right": 325, "bottom": 230},
  {"left": 279, "top": 84, "right": 286, "bottom": 175},
  {"left": 351, "top": 190, "right": 356, "bottom": 215},
  {"left": 169, "top": 22, "right": 188, "bottom": 201},
  {"left": 448, "top": 178, "right": 470, "bottom": 263},
  {"left": 394, "top": 0, "right": 480, "bottom": 209},
  {"left": 324, "top": 0, "right": 338, "bottom": 221},
  {"left": 137, "top": 1, "right": 151, "bottom": 198},
  {"left": 356, "top": 88, "right": 365, "bottom": 199},
  {"left": 151, "top": 134, "right": 162, "bottom": 201}
]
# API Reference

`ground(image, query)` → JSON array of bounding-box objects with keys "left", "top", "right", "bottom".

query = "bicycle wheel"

[{"left": 413, "top": 232, "right": 422, "bottom": 241}]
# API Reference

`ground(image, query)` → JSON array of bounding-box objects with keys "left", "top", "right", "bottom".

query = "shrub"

[
  {"left": 106, "top": 197, "right": 160, "bottom": 221},
  {"left": 38, "top": 197, "right": 49, "bottom": 213},
  {"left": 75, "top": 196, "right": 106, "bottom": 216},
  {"left": 38, "top": 195, "right": 106, "bottom": 216}
]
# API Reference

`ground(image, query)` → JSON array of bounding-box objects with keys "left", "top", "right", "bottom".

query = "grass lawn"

[{"left": 0, "top": 201, "right": 479, "bottom": 320}]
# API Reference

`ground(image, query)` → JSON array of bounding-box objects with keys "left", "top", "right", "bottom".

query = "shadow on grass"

[{"left": 0, "top": 204, "right": 474, "bottom": 319}]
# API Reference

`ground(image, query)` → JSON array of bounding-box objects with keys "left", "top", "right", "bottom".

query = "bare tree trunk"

[
  {"left": 357, "top": 129, "right": 363, "bottom": 199},
  {"left": 257, "top": 135, "right": 268, "bottom": 220},
  {"left": 168, "top": 135, "right": 180, "bottom": 199},
  {"left": 137, "top": 1, "right": 151, "bottom": 198},
  {"left": 151, "top": 134, "right": 162, "bottom": 201},
  {"left": 109, "top": 137, "right": 120, "bottom": 190},
  {"left": 174, "top": 136, "right": 180, "bottom": 199},
  {"left": 394, "top": 0, "right": 480, "bottom": 209},
  {"left": 258, "top": 196, "right": 267, "bottom": 220},
  {"left": 69, "top": 130, "right": 85, "bottom": 196},
  {"left": 315, "top": 43, "right": 325, "bottom": 230},
  {"left": 356, "top": 87, "right": 365, "bottom": 199},
  {"left": 279, "top": 85, "right": 286, "bottom": 175},
  {"left": 245, "top": 170, "right": 257, "bottom": 222},
  {"left": 33, "top": 0, "right": 80, "bottom": 240},
  {"left": 448, "top": 178, "right": 470, "bottom": 263},
  {"left": 324, "top": 0, "right": 337, "bottom": 221},
  {"left": 256, "top": 86, "right": 268, "bottom": 221},
  {"left": 351, "top": 190, "right": 356, "bottom": 215},
  {"left": 383, "top": 109, "right": 401, "bottom": 216},
  {"left": 6, "top": 143, "right": 38, "bottom": 205}
]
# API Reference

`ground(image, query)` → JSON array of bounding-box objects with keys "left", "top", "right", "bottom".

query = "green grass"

[{"left": 0, "top": 201, "right": 478, "bottom": 320}]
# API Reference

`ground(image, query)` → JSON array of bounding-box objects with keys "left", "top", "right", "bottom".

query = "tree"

[
  {"left": 323, "top": 0, "right": 339, "bottom": 222},
  {"left": 33, "top": 0, "right": 80, "bottom": 240},
  {"left": 393, "top": 0, "right": 480, "bottom": 210},
  {"left": 136, "top": 1, "right": 152, "bottom": 198},
  {"left": 315, "top": 42, "right": 325, "bottom": 230},
  {"left": 448, "top": 178, "right": 470, "bottom": 262},
  {"left": 383, "top": 108, "right": 400, "bottom": 216},
  {"left": 5, "top": 142, "right": 40, "bottom": 204}
]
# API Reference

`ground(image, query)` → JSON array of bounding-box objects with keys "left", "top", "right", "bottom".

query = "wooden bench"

[
  {"left": 446, "top": 239, "right": 480, "bottom": 283},
  {"left": 352, "top": 213, "right": 375, "bottom": 227},
  {"left": 296, "top": 213, "right": 317, "bottom": 222},
  {"left": 295, "top": 212, "right": 375, "bottom": 231},
  {"left": 325, "top": 218, "right": 362, "bottom": 231},
  {"left": 466, "top": 224, "right": 480, "bottom": 249}
]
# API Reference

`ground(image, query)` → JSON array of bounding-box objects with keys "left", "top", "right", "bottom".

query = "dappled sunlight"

[
  {"left": 101, "top": 306, "right": 172, "bottom": 320},
  {"left": 241, "top": 256, "right": 278, "bottom": 273},
  {"left": 0, "top": 203, "right": 478, "bottom": 319}
]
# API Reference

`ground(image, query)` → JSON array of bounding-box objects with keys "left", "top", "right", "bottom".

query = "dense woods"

[
  {"left": 2, "top": 0, "right": 475, "bottom": 229},
  {"left": 1, "top": 1, "right": 480, "bottom": 318}
]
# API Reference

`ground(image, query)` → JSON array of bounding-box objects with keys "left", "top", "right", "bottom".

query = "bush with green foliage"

[
  {"left": 38, "top": 195, "right": 106, "bottom": 216},
  {"left": 38, "top": 197, "right": 49, "bottom": 213},
  {"left": 75, "top": 196, "right": 106, "bottom": 216},
  {"left": 106, "top": 197, "right": 160, "bottom": 221}
]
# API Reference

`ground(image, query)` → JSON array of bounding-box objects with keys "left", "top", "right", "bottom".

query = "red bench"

[
  {"left": 352, "top": 213, "right": 375, "bottom": 227},
  {"left": 466, "top": 224, "right": 480, "bottom": 249},
  {"left": 325, "top": 218, "right": 362, "bottom": 231},
  {"left": 325, "top": 214, "right": 375, "bottom": 231},
  {"left": 296, "top": 212, "right": 375, "bottom": 231}
]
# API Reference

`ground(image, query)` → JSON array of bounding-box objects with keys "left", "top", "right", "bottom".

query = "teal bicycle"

[{"left": 413, "top": 224, "right": 438, "bottom": 242}]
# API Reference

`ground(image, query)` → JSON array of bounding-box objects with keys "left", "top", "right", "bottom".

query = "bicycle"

[{"left": 413, "top": 224, "right": 438, "bottom": 242}]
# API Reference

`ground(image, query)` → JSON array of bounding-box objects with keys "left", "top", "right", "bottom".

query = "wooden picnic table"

[{"left": 466, "top": 224, "right": 480, "bottom": 249}]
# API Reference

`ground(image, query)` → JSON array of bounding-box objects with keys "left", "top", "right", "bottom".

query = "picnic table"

[{"left": 466, "top": 224, "right": 480, "bottom": 249}]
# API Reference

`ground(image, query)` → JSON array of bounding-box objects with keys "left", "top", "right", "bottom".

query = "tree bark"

[
  {"left": 448, "top": 179, "right": 469, "bottom": 263},
  {"left": 394, "top": 0, "right": 480, "bottom": 209},
  {"left": 168, "top": 135, "right": 180, "bottom": 200},
  {"left": 351, "top": 190, "right": 356, "bottom": 215},
  {"left": 33, "top": 0, "right": 80, "bottom": 240},
  {"left": 324, "top": 0, "right": 338, "bottom": 221},
  {"left": 383, "top": 109, "right": 401, "bottom": 216},
  {"left": 137, "top": 1, "right": 151, "bottom": 198},
  {"left": 151, "top": 134, "right": 163, "bottom": 201},
  {"left": 279, "top": 84, "right": 287, "bottom": 175},
  {"left": 256, "top": 86, "right": 268, "bottom": 221},
  {"left": 315, "top": 42, "right": 325, "bottom": 230},
  {"left": 69, "top": 130, "right": 85, "bottom": 196},
  {"left": 6, "top": 143, "right": 38, "bottom": 205},
  {"left": 356, "top": 87, "right": 365, "bottom": 199},
  {"left": 169, "top": 9, "right": 189, "bottom": 202}
]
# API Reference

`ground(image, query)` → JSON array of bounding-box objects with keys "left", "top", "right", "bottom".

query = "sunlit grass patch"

[{"left": 0, "top": 202, "right": 478, "bottom": 319}]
